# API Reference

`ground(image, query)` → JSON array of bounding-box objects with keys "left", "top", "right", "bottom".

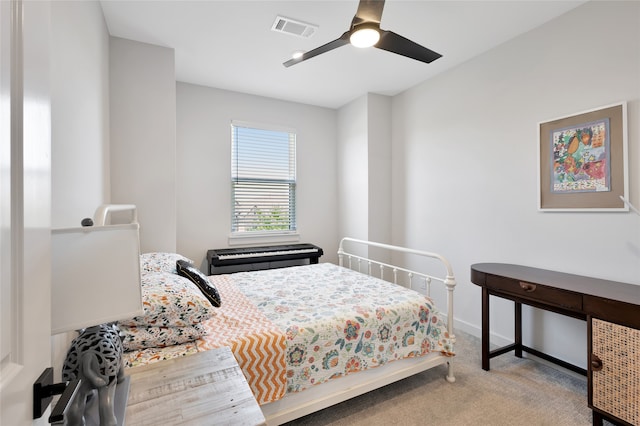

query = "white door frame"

[{"left": 0, "top": 0, "right": 52, "bottom": 424}]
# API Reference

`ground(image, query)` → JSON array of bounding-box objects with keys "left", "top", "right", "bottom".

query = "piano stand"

[{"left": 206, "top": 243, "right": 323, "bottom": 275}]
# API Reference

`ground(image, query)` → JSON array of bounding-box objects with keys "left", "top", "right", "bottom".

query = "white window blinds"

[{"left": 231, "top": 123, "right": 297, "bottom": 233}]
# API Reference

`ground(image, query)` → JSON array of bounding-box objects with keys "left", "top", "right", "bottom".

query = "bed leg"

[{"left": 445, "top": 361, "right": 455, "bottom": 383}]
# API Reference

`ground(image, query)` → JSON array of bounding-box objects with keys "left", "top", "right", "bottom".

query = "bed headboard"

[{"left": 93, "top": 204, "right": 138, "bottom": 226}]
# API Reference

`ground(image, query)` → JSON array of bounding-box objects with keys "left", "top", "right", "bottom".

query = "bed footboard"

[
  {"left": 338, "top": 237, "right": 456, "bottom": 383},
  {"left": 262, "top": 238, "right": 457, "bottom": 424}
]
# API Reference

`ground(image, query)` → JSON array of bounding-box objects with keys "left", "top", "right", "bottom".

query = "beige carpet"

[{"left": 284, "top": 330, "right": 595, "bottom": 426}]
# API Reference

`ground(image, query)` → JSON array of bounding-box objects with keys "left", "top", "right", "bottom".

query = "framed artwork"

[{"left": 538, "top": 102, "right": 628, "bottom": 211}]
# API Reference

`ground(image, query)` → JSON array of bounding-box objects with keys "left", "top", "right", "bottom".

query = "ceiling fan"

[{"left": 283, "top": 0, "right": 442, "bottom": 67}]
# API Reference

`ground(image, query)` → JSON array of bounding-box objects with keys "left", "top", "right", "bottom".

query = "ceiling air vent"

[{"left": 271, "top": 16, "right": 317, "bottom": 38}]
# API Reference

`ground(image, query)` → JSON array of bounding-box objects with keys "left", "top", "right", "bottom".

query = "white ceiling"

[{"left": 100, "top": 0, "right": 586, "bottom": 109}]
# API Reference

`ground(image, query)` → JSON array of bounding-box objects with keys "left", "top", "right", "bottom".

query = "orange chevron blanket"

[
  {"left": 121, "top": 274, "right": 287, "bottom": 405},
  {"left": 194, "top": 274, "right": 287, "bottom": 404}
]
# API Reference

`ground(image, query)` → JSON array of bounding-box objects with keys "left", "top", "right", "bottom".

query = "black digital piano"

[{"left": 206, "top": 243, "right": 323, "bottom": 275}]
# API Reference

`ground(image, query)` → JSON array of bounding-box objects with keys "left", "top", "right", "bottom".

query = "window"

[{"left": 231, "top": 122, "right": 296, "bottom": 234}]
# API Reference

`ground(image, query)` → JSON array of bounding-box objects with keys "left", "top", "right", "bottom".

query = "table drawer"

[{"left": 486, "top": 275, "right": 582, "bottom": 311}]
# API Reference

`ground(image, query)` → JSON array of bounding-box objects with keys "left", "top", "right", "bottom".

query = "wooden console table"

[{"left": 470, "top": 263, "right": 639, "bottom": 426}]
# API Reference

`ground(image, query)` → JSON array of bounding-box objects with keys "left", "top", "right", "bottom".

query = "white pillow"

[{"left": 139, "top": 252, "right": 193, "bottom": 274}]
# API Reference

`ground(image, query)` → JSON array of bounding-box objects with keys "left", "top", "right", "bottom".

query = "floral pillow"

[
  {"left": 140, "top": 252, "right": 193, "bottom": 275},
  {"left": 119, "top": 324, "right": 204, "bottom": 351},
  {"left": 118, "top": 272, "right": 214, "bottom": 327}
]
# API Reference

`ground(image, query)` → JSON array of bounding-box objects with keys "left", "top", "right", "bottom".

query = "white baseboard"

[
  {"left": 452, "top": 317, "right": 586, "bottom": 380},
  {"left": 453, "top": 317, "right": 513, "bottom": 347}
]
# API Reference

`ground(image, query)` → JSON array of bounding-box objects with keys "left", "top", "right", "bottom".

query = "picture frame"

[{"left": 538, "top": 102, "right": 628, "bottom": 211}]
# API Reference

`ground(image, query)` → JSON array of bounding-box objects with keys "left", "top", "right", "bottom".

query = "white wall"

[
  {"left": 367, "top": 94, "right": 392, "bottom": 261},
  {"left": 337, "top": 96, "right": 369, "bottom": 243},
  {"left": 391, "top": 1, "right": 640, "bottom": 368},
  {"left": 110, "top": 37, "right": 177, "bottom": 253},
  {"left": 176, "top": 83, "right": 339, "bottom": 268},
  {"left": 51, "top": 0, "right": 110, "bottom": 227},
  {"left": 337, "top": 93, "right": 392, "bottom": 261}
]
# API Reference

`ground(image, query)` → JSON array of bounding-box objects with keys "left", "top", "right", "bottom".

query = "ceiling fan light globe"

[{"left": 350, "top": 27, "right": 380, "bottom": 48}]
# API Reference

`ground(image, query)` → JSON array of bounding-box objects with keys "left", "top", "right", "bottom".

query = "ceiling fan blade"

[
  {"left": 283, "top": 32, "right": 350, "bottom": 67},
  {"left": 375, "top": 29, "right": 442, "bottom": 64},
  {"left": 351, "top": 0, "right": 385, "bottom": 27}
]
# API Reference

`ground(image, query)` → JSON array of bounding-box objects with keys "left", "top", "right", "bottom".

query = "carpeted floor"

[{"left": 284, "top": 330, "right": 594, "bottom": 425}]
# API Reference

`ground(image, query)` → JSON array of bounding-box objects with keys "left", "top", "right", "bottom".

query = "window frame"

[{"left": 229, "top": 120, "right": 299, "bottom": 245}]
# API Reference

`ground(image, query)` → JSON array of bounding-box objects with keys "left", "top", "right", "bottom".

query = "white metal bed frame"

[{"left": 261, "top": 237, "right": 456, "bottom": 425}]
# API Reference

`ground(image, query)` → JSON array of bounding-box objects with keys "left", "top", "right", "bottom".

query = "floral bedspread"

[{"left": 228, "top": 262, "right": 454, "bottom": 394}]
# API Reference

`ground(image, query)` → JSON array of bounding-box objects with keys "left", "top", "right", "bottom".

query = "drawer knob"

[
  {"left": 519, "top": 282, "right": 536, "bottom": 292},
  {"left": 591, "top": 354, "right": 603, "bottom": 372}
]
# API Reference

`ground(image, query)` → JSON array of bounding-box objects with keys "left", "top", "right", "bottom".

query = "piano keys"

[{"left": 206, "top": 243, "right": 323, "bottom": 275}]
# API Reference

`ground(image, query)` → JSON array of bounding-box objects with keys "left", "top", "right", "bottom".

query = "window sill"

[{"left": 228, "top": 232, "right": 300, "bottom": 247}]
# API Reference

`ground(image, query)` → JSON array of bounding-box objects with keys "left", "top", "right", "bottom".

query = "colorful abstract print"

[
  {"left": 229, "top": 263, "right": 454, "bottom": 394},
  {"left": 552, "top": 119, "right": 610, "bottom": 193}
]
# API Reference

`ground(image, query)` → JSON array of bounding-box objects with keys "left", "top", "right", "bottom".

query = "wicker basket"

[{"left": 592, "top": 318, "right": 639, "bottom": 425}]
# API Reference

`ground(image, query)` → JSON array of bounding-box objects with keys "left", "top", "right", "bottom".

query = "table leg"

[
  {"left": 515, "top": 301, "right": 522, "bottom": 358},
  {"left": 481, "top": 287, "right": 490, "bottom": 371},
  {"left": 592, "top": 410, "right": 604, "bottom": 426}
]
